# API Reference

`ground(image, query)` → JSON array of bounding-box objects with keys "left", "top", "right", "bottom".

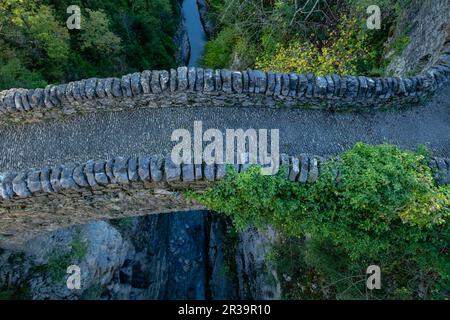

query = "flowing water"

[{"left": 182, "top": 0, "right": 207, "bottom": 66}]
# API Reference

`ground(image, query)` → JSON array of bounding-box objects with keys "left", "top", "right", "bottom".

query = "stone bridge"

[{"left": 1, "top": 40, "right": 450, "bottom": 247}]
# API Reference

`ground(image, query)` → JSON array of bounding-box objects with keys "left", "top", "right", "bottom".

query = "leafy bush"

[
  {"left": 255, "top": 16, "right": 373, "bottom": 75},
  {"left": 79, "top": 9, "right": 122, "bottom": 56},
  {"left": 189, "top": 164, "right": 308, "bottom": 235},
  {"left": 0, "top": 284, "right": 31, "bottom": 300},
  {"left": 204, "top": 0, "right": 413, "bottom": 75},
  {"left": 0, "top": 54, "right": 47, "bottom": 89},
  {"left": 204, "top": 0, "right": 344, "bottom": 70},
  {"left": 202, "top": 27, "right": 239, "bottom": 69},
  {"left": 190, "top": 143, "right": 450, "bottom": 299},
  {"left": 110, "top": 217, "right": 135, "bottom": 232}
]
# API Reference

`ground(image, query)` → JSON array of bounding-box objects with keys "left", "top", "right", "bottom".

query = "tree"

[
  {"left": 25, "top": 5, "right": 70, "bottom": 79},
  {"left": 0, "top": 0, "right": 70, "bottom": 86},
  {"left": 79, "top": 9, "right": 122, "bottom": 56}
]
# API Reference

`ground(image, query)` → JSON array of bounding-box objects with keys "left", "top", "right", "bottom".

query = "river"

[{"left": 181, "top": 0, "right": 207, "bottom": 67}]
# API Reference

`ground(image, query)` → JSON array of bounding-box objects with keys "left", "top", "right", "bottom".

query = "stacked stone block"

[{"left": 1, "top": 153, "right": 449, "bottom": 201}]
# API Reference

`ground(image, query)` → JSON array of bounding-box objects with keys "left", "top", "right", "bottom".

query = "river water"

[{"left": 182, "top": 0, "right": 207, "bottom": 66}]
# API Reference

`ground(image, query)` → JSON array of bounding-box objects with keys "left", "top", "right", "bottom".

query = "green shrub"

[
  {"left": 389, "top": 34, "right": 411, "bottom": 57},
  {"left": 0, "top": 0, "right": 180, "bottom": 89},
  {"left": 202, "top": 27, "right": 239, "bottom": 69},
  {"left": 0, "top": 284, "right": 31, "bottom": 300},
  {"left": 204, "top": 0, "right": 412, "bottom": 74},
  {"left": 0, "top": 55, "right": 47, "bottom": 90},
  {"left": 255, "top": 16, "right": 373, "bottom": 75},
  {"left": 110, "top": 217, "right": 135, "bottom": 232},
  {"left": 190, "top": 143, "right": 450, "bottom": 299},
  {"left": 189, "top": 165, "right": 308, "bottom": 235}
]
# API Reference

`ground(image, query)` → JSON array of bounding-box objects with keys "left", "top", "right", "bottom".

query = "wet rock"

[
  {"left": 121, "top": 75, "right": 133, "bottom": 97},
  {"left": 127, "top": 158, "right": 139, "bottom": 182},
  {"left": 164, "top": 155, "right": 181, "bottom": 182},
  {"left": 26, "top": 170, "right": 42, "bottom": 193},
  {"left": 83, "top": 161, "right": 98, "bottom": 187},
  {"left": 177, "top": 67, "right": 188, "bottom": 91},
  {"left": 160, "top": 71, "right": 170, "bottom": 92},
  {"left": 73, "top": 165, "right": 89, "bottom": 188},
  {"left": 140, "top": 71, "right": 151, "bottom": 94},
  {"left": 150, "top": 156, "right": 163, "bottom": 182},
  {"left": 85, "top": 78, "right": 98, "bottom": 99}
]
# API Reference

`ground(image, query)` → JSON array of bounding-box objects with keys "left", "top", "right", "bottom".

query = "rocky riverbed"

[{"left": 0, "top": 211, "right": 280, "bottom": 300}]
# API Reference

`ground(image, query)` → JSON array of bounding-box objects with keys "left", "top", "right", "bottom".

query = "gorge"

[{"left": 0, "top": 0, "right": 449, "bottom": 300}]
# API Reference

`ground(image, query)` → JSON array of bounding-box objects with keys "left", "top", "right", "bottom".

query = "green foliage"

[
  {"left": 26, "top": 5, "right": 70, "bottom": 61},
  {"left": 0, "top": 54, "right": 47, "bottom": 89},
  {"left": 266, "top": 237, "right": 329, "bottom": 300},
  {"left": 389, "top": 34, "right": 410, "bottom": 56},
  {"left": 80, "top": 284, "right": 105, "bottom": 300},
  {"left": 256, "top": 16, "right": 373, "bottom": 75},
  {"left": 0, "top": 283, "right": 31, "bottom": 300},
  {"left": 202, "top": 27, "right": 239, "bottom": 69},
  {"left": 0, "top": 1, "right": 70, "bottom": 86},
  {"left": 189, "top": 165, "right": 307, "bottom": 235},
  {"left": 190, "top": 143, "right": 450, "bottom": 299},
  {"left": 79, "top": 9, "right": 122, "bottom": 56},
  {"left": 71, "top": 233, "right": 88, "bottom": 260},
  {"left": 44, "top": 251, "right": 73, "bottom": 282},
  {"left": 204, "top": 0, "right": 412, "bottom": 75},
  {"left": 0, "top": 0, "right": 180, "bottom": 90},
  {"left": 0, "top": 252, "right": 32, "bottom": 300},
  {"left": 110, "top": 217, "right": 135, "bottom": 232}
]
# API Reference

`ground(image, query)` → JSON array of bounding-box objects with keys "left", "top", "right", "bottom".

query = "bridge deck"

[{"left": 0, "top": 83, "right": 449, "bottom": 172}]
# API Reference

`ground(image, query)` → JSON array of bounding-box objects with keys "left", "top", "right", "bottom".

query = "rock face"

[
  {"left": 235, "top": 227, "right": 281, "bottom": 300},
  {"left": 0, "top": 211, "right": 280, "bottom": 300},
  {"left": 175, "top": 2, "right": 191, "bottom": 66},
  {"left": 197, "top": 0, "right": 215, "bottom": 37},
  {"left": 386, "top": 0, "right": 450, "bottom": 76},
  {"left": 0, "top": 221, "right": 129, "bottom": 299}
]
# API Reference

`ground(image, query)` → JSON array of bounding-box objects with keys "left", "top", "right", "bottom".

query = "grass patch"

[{"left": 32, "top": 228, "right": 88, "bottom": 282}]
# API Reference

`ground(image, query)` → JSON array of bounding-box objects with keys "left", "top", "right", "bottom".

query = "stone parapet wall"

[
  {"left": 0, "top": 152, "right": 323, "bottom": 245},
  {"left": 0, "top": 153, "right": 322, "bottom": 201},
  {"left": 1, "top": 153, "right": 448, "bottom": 246},
  {"left": 1, "top": 45, "right": 450, "bottom": 125},
  {"left": 1, "top": 153, "right": 449, "bottom": 202}
]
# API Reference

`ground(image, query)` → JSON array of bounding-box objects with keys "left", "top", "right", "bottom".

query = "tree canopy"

[{"left": 0, "top": 0, "right": 180, "bottom": 90}]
